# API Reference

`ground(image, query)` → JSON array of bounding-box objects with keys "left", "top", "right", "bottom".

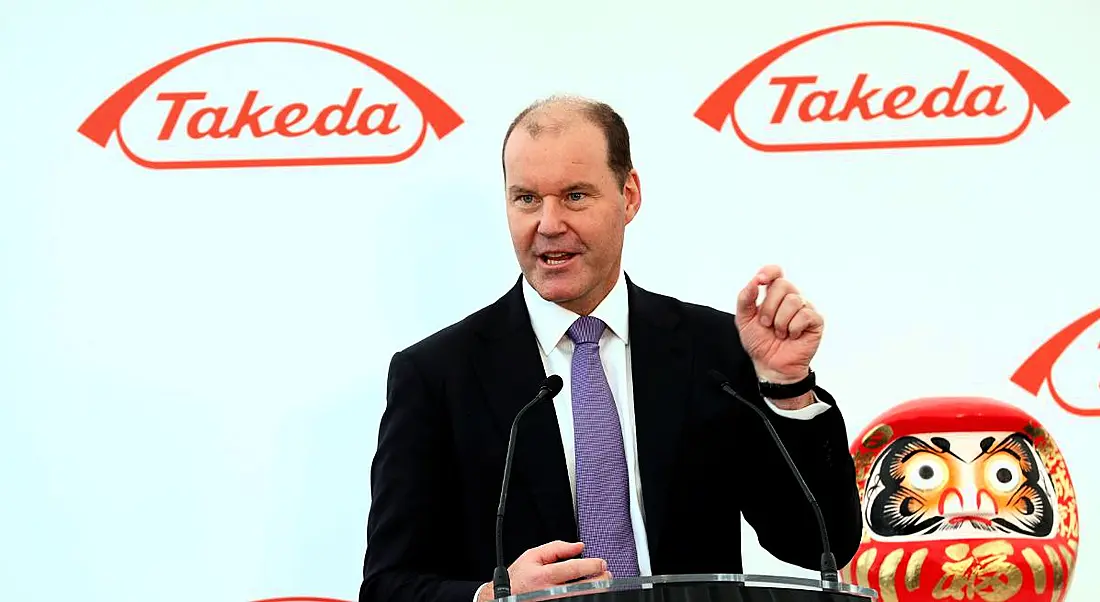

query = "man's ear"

[{"left": 623, "top": 169, "right": 641, "bottom": 224}]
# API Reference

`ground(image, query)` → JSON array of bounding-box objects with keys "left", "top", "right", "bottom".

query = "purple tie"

[{"left": 567, "top": 316, "right": 640, "bottom": 578}]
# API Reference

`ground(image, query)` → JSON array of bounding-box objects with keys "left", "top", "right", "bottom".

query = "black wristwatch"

[{"left": 758, "top": 368, "right": 815, "bottom": 399}]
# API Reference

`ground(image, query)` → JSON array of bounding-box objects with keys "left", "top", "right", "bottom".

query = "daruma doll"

[{"left": 842, "top": 397, "right": 1079, "bottom": 602}]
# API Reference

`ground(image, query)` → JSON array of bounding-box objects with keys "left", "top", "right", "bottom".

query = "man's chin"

[
  {"left": 535, "top": 284, "right": 579, "bottom": 304},
  {"left": 528, "top": 274, "right": 580, "bottom": 303}
]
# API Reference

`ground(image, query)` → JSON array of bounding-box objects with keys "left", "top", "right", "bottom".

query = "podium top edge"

[{"left": 497, "top": 573, "right": 878, "bottom": 602}]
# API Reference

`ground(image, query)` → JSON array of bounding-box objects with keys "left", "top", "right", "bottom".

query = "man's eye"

[
  {"left": 516, "top": 194, "right": 535, "bottom": 203},
  {"left": 567, "top": 192, "right": 586, "bottom": 201}
]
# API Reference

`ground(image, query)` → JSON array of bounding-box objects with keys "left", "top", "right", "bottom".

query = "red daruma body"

[{"left": 842, "top": 397, "right": 1080, "bottom": 602}]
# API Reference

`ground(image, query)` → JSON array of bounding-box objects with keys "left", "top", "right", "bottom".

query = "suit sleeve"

[
  {"left": 359, "top": 350, "right": 485, "bottom": 602},
  {"left": 732, "top": 370, "right": 863, "bottom": 572}
]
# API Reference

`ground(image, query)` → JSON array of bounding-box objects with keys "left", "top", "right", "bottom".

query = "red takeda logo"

[
  {"left": 694, "top": 21, "right": 1069, "bottom": 152},
  {"left": 78, "top": 37, "right": 463, "bottom": 169},
  {"left": 1012, "top": 307, "right": 1100, "bottom": 417}
]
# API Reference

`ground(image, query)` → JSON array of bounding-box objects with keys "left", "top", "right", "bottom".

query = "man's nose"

[{"left": 537, "top": 198, "right": 568, "bottom": 235}]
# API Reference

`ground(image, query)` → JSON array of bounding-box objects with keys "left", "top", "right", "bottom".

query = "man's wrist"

[
  {"left": 755, "top": 365, "right": 810, "bottom": 384},
  {"left": 756, "top": 364, "right": 815, "bottom": 402}
]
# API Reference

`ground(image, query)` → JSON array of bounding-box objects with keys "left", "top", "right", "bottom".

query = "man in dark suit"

[{"left": 358, "top": 96, "right": 862, "bottom": 602}]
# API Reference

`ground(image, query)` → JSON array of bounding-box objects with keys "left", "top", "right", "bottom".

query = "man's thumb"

[{"left": 735, "top": 281, "right": 759, "bottom": 322}]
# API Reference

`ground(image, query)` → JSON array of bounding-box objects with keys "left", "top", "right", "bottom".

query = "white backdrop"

[{"left": 2, "top": 1, "right": 1097, "bottom": 601}]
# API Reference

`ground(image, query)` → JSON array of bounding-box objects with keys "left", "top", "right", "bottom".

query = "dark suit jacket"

[{"left": 358, "top": 275, "right": 862, "bottom": 602}]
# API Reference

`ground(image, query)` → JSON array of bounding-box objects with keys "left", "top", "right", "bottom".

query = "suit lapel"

[
  {"left": 474, "top": 278, "right": 577, "bottom": 545},
  {"left": 627, "top": 276, "right": 691, "bottom": 558}
]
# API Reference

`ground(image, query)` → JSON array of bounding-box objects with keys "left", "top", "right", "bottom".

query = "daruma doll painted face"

[{"left": 842, "top": 397, "right": 1080, "bottom": 602}]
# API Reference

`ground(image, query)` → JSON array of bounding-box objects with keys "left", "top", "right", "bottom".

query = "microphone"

[
  {"left": 706, "top": 369, "right": 839, "bottom": 584},
  {"left": 493, "top": 374, "right": 565, "bottom": 600}
]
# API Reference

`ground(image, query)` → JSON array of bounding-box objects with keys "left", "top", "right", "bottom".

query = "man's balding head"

[{"left": 502, "top": 95, "right": 633, "bottom": 189}]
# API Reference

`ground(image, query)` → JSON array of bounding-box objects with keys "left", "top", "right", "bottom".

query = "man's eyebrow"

[
  {"left": 507, "top": 185, "right": 536, "bottom": 195},
  {"left": 506, "top": 181, "right": 599, "bottom": 196}
]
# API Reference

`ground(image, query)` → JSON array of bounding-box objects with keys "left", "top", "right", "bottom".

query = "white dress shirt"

[{"left": 474, "top": 272, "right": 831, "bottom": 599}]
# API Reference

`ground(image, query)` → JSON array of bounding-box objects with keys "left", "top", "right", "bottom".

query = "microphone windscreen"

[
  {"left": 706, "top": 369, "right": 730, "bottom": 387},
  {"left": 543, "top": 374, "right": 564, "bottom": 395}
]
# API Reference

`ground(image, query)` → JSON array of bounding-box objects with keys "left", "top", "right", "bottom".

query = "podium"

[{"left": 498, "top": 574, "right": 877, "bottom": 602}]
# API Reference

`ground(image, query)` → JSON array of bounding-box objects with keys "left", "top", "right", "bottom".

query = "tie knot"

[{"left": 567, "top": 316, "right": 606, "bottom": 345}]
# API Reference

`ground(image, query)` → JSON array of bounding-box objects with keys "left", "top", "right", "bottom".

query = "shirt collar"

[{"left": 521, "top": 270, "right": 630, "bottom": 354}]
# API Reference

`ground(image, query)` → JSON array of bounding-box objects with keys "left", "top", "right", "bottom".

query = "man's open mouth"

[{"left": 539, "top": 252, "right": 577, "bottom": 266}]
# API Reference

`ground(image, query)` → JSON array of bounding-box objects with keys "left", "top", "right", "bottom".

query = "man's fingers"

[
  {"left": 542, "top": 558, "right": 608, "bottom": 584},
  {"left": 572, "top": 571, "right": 613, "bottom": 585},
  {"left": 756, "top": 264, "right": 784, "bottom": 284},
  {"left": 788, "top": 307, "right": 823, "bottom": 339},
  {"left": 772, "top": 294, "right": 806, "bottom": 339},
  {"left": 526, "top": 540, "right": 584, "bottom": 564},
  {"left": 738, "top": 266, "right": 790, "bottom": 324},
  {"left": 758, "top": 279, "right": 798, "bottom": 327}
]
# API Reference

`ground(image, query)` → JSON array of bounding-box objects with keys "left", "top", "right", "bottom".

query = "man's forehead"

[
  {"left": 505, "top": 151, "right": 604, "bottom": 188},
  {"left": 505, "top": 161, "right": 601, "bottom": 192},
  {"left": 505, "top": 121, "right": 604, "bottom": 163}
]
